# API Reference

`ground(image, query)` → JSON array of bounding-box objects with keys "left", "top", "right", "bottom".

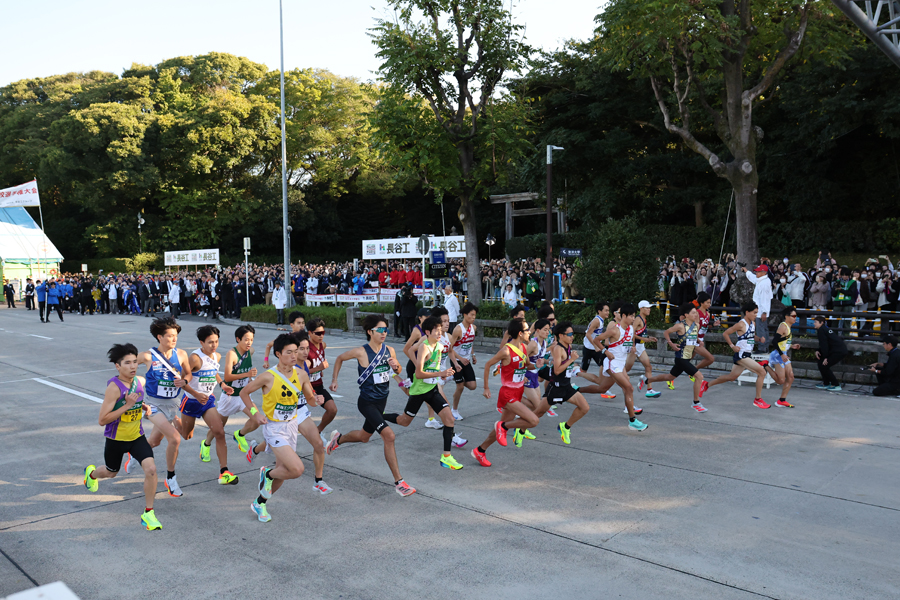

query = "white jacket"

[
  {"left": 746, "top": 271, "right": 773, "bottom": 316},
  {"left": 169, "top": 283, "right": 181, "bottom": 303},
  {"left": 443, "top": 293, "right": 460, "bottom": 322},
  {"left": 273, "top": 287, "right": 287, "bottom": 309}
]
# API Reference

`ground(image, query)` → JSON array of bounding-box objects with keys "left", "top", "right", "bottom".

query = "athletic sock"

[
  {"left": 166, "top": 471, "right": 175, "bottom": 479},
  {"left": 563, "top": 422, "right": 570, "bottom": 430},
  {"left": 220, "top": 467, "right": 228, "bottom": 474},
  {"left": 629, "top": 417, "right": 635, "bottom": 423},
  {"left": 203, "top": 440, "right": 211, "bottom": 447},
  {"left": 477, "top": 446, "right": 486, "bottom": 454},
  {"left": 779, "top": 397, "right": 785, "bottom": 402},
  {"left": 252, "top": 445, "right": 259, "bottom": 455},
  {"left": 257, "top": 495, "right": 267, "bottom": 505},
  {"left": 693, "top": 400, "right": 700, "bottom": 404},
  {"left": 315, "top": 477, "right": 322, "bottom": 483},
  {"left": 145, "top": 508, "right": 153, "bottom": 513},
  {"left": 383, "top": 413, "right": 399, "bottom": 424},
  {"left": 336, "top": 434, "right": 342, "bottom": 445},
  {"left": 442, "top": 426, "right": 454, "bottom": 452},
  {"left": 265, "top": 470, "right": 274, "bottom": 481},
  {"left": 500, "top": 422, "right": 508, "bottom": 430},
  {"left": 395, "top": 480, "right": 402, "bottom": 486}
]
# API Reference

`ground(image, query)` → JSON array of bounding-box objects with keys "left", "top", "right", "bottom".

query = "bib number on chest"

[{"left": 156, "top": 380, "right": 179, "bottom": 398}]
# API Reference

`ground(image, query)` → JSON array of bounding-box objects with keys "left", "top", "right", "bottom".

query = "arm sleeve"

[{"left": 771, "top": 332, "right": 786, "bottom": 355}]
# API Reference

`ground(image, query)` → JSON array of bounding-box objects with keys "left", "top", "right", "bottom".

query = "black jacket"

[
  {"left": 877, "top": 348, "right": 900, "bottom": 385},
  {"left": 399, "top": 291, "right": 418, "bottom": 318},
  {"left": 817, "top": 325, "right": 847, "bottom": 358}
]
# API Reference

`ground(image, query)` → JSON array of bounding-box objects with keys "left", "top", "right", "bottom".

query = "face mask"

[
  {"left": 780, "top": 278, "right": 786, "bottom": 283},
  {"left": 825, "top": 268, "right": 832, "bottom": 273},
  {"left": 860, "top": 274, "right": 866, "bottom": 279},
  {"left": 783, "top": 259, "right": 789, "bottom": 264},
  {"left": 566, "top": 270, "right": 571, "bottom": 275}
]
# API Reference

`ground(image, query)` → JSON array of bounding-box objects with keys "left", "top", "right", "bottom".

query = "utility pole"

[{"left": 546, "top": 145, "right": 564, "bottom": 301}]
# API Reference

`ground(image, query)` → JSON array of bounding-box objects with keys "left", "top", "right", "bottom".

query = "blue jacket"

[
  {"left": 36, "top": 283, "right": 47, "bottom": 302},
  {"left": 47, "top": 286, "right": 61, "bottom": 305}
]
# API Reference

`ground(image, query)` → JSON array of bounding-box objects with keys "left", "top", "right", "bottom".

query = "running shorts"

[
  {"left": 634, "top": 343, "right": 646, "bottom": 358},
  {"left": 145, "top": 394, "right": 181, "bottom": 422},
  {"left": 768, "top": 351, "right": 790, "bottom": 367},
  {"left": 581, "top": 347, "right": 604, "bottom": 371},
  {"left": 262, "top": 406, "right": 311, "bottom": 454},
  {"left": 403, "top": 387, "right": 449, "bottom": 417},
  {"left": 537, "top": 366, "right": 552, "bottom": 381},
  {"left": 180, "top": 394, "right": 216, "bottom": 418},
  {"left": 733, "top": 351, "right": 753, "bottom": 365},
  {"left": 547, "top": 385, "right": 578, "bottom": 405},
  {"left": 104, "top": 436, "right": 153, "bottom": 472},
  {"left": 358, "top": 396, "right": 389, "bottom": 435},
  {"left": 603, "top": 356, "right": 626, "bottom": 375},
  {"left": 670, "top": 358, "right": 699, "bottom": 378},
  {"left": 524, "top": 370, "right": 540, "bottom": 389},
  {"left": 453, "top": 362, "right": 476, "bottom": 384},
  {"left": 312, "top": 384, "right": 333, "bottom": 405},
  {"left": 215, "top": 393, "right": 246, "bottom": 418},
  {"left": 497, "top": 386, "right": 524, "bottom": 410}
]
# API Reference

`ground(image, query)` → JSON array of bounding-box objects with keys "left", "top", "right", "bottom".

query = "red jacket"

[
  {"left": 378, "top": 271, "right": 390, "bottom": 287},
  {"left": 410, "top": 270, "right": 423, "bottom": 286},
  {"left": 390, "top": 270, "right": 402, "bottom": 286},
  {"left": 397, "top": 270, "right": 408, "bottom": 285}
]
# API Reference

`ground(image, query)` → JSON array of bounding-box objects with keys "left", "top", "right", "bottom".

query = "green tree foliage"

[{"left": 575, "top": 217, "right": 660, "bottom": 304}]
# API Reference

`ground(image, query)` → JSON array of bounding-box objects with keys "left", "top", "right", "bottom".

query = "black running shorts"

[
  {"left": 403, "top": 387, "right": 449, "bottom": 417},
  {"left": 732, "top": 351, "right": 753, "bottom": 365},
  {"left": 358, "top": 396, "right": 389, "bottom": 435},
  {"left": 453, "top": 362, "right": 476, "bottom": 384},
  {"left": 547, "top": 384, "right": 578, "bottom": 406},
  {"left": 670, "top": 358, "right": 699, "bottom": 378},
  {"left": 104, "top": 436, "right": 153, "bottom": 472},
  {"left": 312, "top": 384, "right": 334, "bottom": 405},
  {"left": 581, "top": 347, "right": 603, "bottom": 371}
]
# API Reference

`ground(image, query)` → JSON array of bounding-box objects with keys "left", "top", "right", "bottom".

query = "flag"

[{"left": 0, "top": 180, "right": 40, "bottom": 208}]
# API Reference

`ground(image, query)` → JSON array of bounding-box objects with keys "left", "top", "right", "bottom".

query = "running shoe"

[
  {"left": 425, "top": 418, "right": 443, "bottom": 429},
  {"left": 251, "top": 500, "right": 271, "bottom": 523},
  {"left": 245, "top": 441, "right": 258, "bottom": 463},
  {"left": 471, "top": 447, "right": 492, "bottom": 467},
  {"left": 165, "top": 475, "right": 183, "bottom": 497},
  {"left": 547, "top": 407, "right": 558, "bottom": 417},
  {"left": 667, "top": 381, "right": 675, "bottom": 390},
  {"left": 624, "top": 407, "right": 643, "bottom": 415},
  {"left": 827, "top": 385, "right": 842, "bottom": 392},
  {"left": 319, "top": 431, "right": 328, "bottom": 447},
  {"left": 440, "top": 454, "right": 464, "bottom": 470},
  {"left": 522, "top": 429, "right": 536, "bottom": 440},
  {"left": 753, "top": 398, "right": 771, "bottom": 409},
  {"left": 815, "top": 383, "right": 829, "bottom": 390},
  {"left": 452, "top": 433, "right": 467, "bottom": 448},
  {"left": 494, "top": 420, "right": 508, "bottom": 446},
  {"left": 398, "top": 378, "right": 413, "bottom": 390},
  {"left": 638, "top": 376, "right": 646, "bottom": 391},
  {"left": 451, "top": 409, "right": 463, "bottom": 421},
  {"left": 124, "top": 453, "right": 135, "bottom": 474},
  {"left": 395, "top": 479, "right": 417, "bottom": 496},
  {"left": 313, "top": 481, "right": 333, "bottom": 495},
  {"left": 775, "top": 399, "right": 795, "bottom": 408},
  {"left": 141, "top": 509, "right": 162, "bottom": 531},
  {"left": 698, "top": 380, "right": 709, "bottom": 398},
  {"left": 326, "top": 430, "right": 341, "bottom": 455},
  {"left": 645, "top": 389, "right": 661, "bottom": 398},
  {"left": 600, "top": 393, "right": 616, "bottom": 399},
  {"left": 628, "top": 419, "right": 648, "bottom": 432},
  {"left": 689, "top": 375, "right": 695, "bottom": 382},
  {"left": 692, "top": 402, "right": 708, "bottom": 413},
  {"left": 218, "top": 470, "right": 239, "bottom": 485},
  {"left": 558, "top": 423, "right": 571, "bottom": 445},
  {"left": 200, "top": 441, "right": 211, "bottom": 463},
  {"left": 258, "top": 467, "right": 273, "bottom": 499},
  {"left": 83, "top": 465, "right": 98, "bottom": 493},
  {"left": 513, "top": 429, "right": 524, "bottom": 448},
  {"left": 233, "top": 430, "right": 249, "bottom": 453}
]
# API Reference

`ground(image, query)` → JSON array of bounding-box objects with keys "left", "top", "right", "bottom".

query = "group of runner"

[{"left": 83, "top": 294, "right": 792, "bottom": 530}]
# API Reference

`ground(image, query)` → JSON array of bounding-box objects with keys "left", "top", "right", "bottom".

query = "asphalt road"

[{"left": 0, "top": 307, "right": 898, "bottom": 600}]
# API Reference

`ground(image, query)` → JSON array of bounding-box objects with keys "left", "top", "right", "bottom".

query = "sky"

[{"left": 1, "top": 0, "right": 605, "bottom": 86}]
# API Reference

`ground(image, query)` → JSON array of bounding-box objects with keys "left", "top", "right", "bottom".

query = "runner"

[
  {"left": 764, "top": 309, "right": 800, "bottom": 408},
  {"left": 263, "top": 311, "right": 304, "bottom": 368},
  {"left": 630, "top": 301, "right": 662, "bottom": 398},
  {"left": 520, "top": 317, "right": 553, "bottom": 442},
  {"left": 83, "top": 343, "right": 161, "bottom": 531},
  {"left": 239, "top": 333, "right": 328, "bottom": 523},
  {"left": 449, "top": 303, "right": 478, "bottom": 420},
  {"left": 181, "top": 325, "right": 238, "bottom": 485},
  {"left": 539, "top": 321, "right": 593, "bottom": 443},
  {"left": 326, "top": 315, "right": 417, "bottom": 497},
  {"left": 641, "top": 303, "right": 707, "bottom": 412},
  {"left": 213, "top": 325, "right": 260, "bottom": 456},
  {"left": 581, "top": 302, "right": 611, "bottom": 373},
  {"left": 306, "top": 318, "right": 338, "bottom": 444},
  {"left": 497, "top": 305, "right": 526, "bottom": 349},
  {"left": 383, "top": 316, "right": 464, "bottom": 470},
  {"left": 692, "top": 292, "right": 719, "bottom": 374},
  {"left": 428, "top": 306, "right": 467, "bottom": 447},
  {"left": 699, "top": 302, "right": 770, "bottom": 409},
  {"left": 137, "top": 317, "right": 190, "bottom": 497},
  {"left": 403, "top": 308, "right": 439, "bottom": 428},
  {"left": 473, "top": 318, "right": 541, "bottom": 466}
]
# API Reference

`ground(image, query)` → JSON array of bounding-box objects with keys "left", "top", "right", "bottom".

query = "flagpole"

[{"left": 36, "top": 180, "right": 47, "bottom": 280}]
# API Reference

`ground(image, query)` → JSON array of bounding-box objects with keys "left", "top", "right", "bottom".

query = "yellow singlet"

[{"left": 262, "top": 367, "right": 305, "bottom": 422}]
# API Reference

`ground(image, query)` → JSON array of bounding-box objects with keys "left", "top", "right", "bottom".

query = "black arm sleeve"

[
  {"left": 818, "top": 327, "right": 830, "bottom": 356},
  {"left": 771, "top": 332, "right": 786, "bottom": 355},
  {"left": 883, "top": 353, "right": 900, "bottom": 383}
]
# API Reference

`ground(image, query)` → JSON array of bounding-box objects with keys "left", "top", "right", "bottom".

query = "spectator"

[
  {"left": 273, "top": 280, "right": 287, "bottom": 325},
  {"left": 810, "top": 272, "right": 830, "bottom": 311},
  {"left": 869, "top": 336, "right": 900, "bottom": 397},
  {"left": 443, "top": 285, "right": 460, "bottom": 332},
  {"left": 502, "top": 283, "right": 518, "bottom": 308},
  {"left": 786, "top": 263, "right": 809, "bottom": 309},
  {"left": 814, "top": 315, "right": 848, "bottom": 391},
  {"left": 831, "top": 267, "right": 856, "bottom": 331}
]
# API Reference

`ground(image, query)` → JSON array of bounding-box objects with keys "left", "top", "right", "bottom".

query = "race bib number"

[
  {"left": 121, "top": 406, "right": 143, "bottom": 422},
  {"left": 156, "top": 380, "right": 179, "bottom": 398},
  {"left": 197, "top": 375, "right": 217, "bottom": 395},
  {"left": 373, "top": 364, "right": 391, "bottom": 384},
  {"left": 512, "top": 368, "right": 526, "bottom": 383},
  {"left": 273, "top": 402, "right": 297, "bottom": 422}
]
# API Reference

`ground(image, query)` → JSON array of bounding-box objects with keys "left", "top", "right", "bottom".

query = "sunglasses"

[
  {"left": 373, "top": 327, "right": 389, "bottom": 333},
  {"left": 312, "top": 330, "right": 326, "bottom": 335},
  {"left": 559, "top": 331, "right": 574, "bottom": 337}
]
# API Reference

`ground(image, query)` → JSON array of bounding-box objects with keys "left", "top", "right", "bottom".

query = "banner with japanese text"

[
  {"left": 164, "top": 248, "right": 220, "bottom": 266},
  {"left": 362, "top": 236, "right": 467, "bottom": 260},
  {"left": 0, "top": 180, "right": 40, "bottom": 208}
]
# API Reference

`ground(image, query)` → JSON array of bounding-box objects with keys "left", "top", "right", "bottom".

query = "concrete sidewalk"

[{"left": 0, "top": 309, "right": 898, "bottom": 600}]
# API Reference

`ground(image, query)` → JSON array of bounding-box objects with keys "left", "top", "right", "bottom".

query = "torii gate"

[
  {"left": 489, "top": 192, "right": 567, "bottom": 245},
  {"left": 833, "top": 0, "right": 900, "bottom": 68}
]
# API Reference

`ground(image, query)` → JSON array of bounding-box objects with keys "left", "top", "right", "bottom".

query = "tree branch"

[{"left": 747, "top": 2, "right": 811, "bottom": 103}]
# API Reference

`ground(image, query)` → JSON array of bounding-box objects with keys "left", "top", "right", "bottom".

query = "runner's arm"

[
  {"left": 552, "top": 345, "right": 573, "bottom": 375},
  {"left": 482, "top": 347, "right": 508, "bottom": 397},
  {"left": 98, "top": 382, "right": 135, "bottom": 426},
  {"left": 722, "top": 322, "right": 744, "bottom": 351},
  {"left": 585, "top": 317, "right": 603, "bottom": 351},
  {"left": 177, "top": 349, "right": 192, "bottom": 386},
  {"left": 181, "top": 353, "right": 205, "bottom": 399},
  {"left": 403, "top": 329, "right": 421, "bottom": 362},
  {"left": 330, "top": 347, "right": 364, "bottom": 390},
  {"left": 239, "top": 371, "right": 270, "bottom": 413},
  {"left": 298, "top": 370, "right": 319, "bottom": 408},
  {"left": 263, "top": 340, "right": 274, "bottom": 366},
  {"left": 308, "top": 346, "right": 329, "bottom": 374},
  {"left": 663, "top": 323, "right": 683, "bottom": 351}
]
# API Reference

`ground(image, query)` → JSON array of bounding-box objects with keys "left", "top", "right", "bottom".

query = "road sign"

[
  {"left": 417, "top": 234, "right": 430, "bottom": 256},
  {"left": 560, "top": 248, "right": 583, "bottom": 258},
  {"left": 432, "top": 250, "right": 446, "bottom": 264},
  {"left": 81, "top": 264, "right": 88, "bottom": 272}
]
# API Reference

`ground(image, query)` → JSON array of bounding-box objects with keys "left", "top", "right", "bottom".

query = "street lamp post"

[
  {"left": 485, "top": 233, "right": 495, "bottom": 263},
  {"left": 546, "top": 145, "right": 564, "bottom": 301},
  {"left": 279, "top": 0, "right": 292, "bottom": 307},
  {"left": 137, "top": 213, "right": 145, "bottom": 254}
]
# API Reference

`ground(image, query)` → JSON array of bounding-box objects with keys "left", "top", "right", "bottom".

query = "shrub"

[{"left": 124, "top": 253, "right": 161, "bottom": 272}]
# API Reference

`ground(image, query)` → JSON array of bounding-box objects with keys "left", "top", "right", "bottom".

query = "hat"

[
  {"left": 417, "top": 308, "right": 431, "bottom": 317},
  {"left": 638, "top": 300, "right": 653, "bottom": 309},
  {"left": 754, "top": 265, "right": 769, "bottom": 273}
]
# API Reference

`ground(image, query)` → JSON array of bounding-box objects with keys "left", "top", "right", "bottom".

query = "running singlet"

[
  {"left": 439, "top": 332, "right": 451, "bottom": 371},
  {"left": 583, "top": 317, "right": 604, "bottom": 349},
  {"left": 634, "top": 319, "right": 647, "bottom": 346},
  {"left": 552, "top": 345, "right": 578, "bottom": 387},
  {"left": 104, "top": 377, "right": 145, "bottom": 441},
  {"left": 145, "top": 347, "right": 183, "bottom": 399},
  {"left": 227, "top": 347, "right": 253, "bottom": 396},
  {"left": 698, "top": 310, "right": 711, "bottom": 342},
  {"left": 776, "top": 327, "right": 792, "bottom": 355},
  {"left": 454, "top": 324, "right": 475, "bottom": 360},
  {"left": 501, "top": 344, "right": 527, "bottom": 388},
  {"left": 528, "top": 337, "right": 548, "bottom": 373},
  {"left": 358, "top": 344, "right": 393, "bottom": 402},
  {"left": 676, "top": 322, "right": 699, "bottom": 360},
  {"left": 410, "top": 343, "right": 443, "bottom": 394},
  {"left": 262, "top": 367, "right": 306, "bottom": 422},
  {"left": 190, "top": 349, "right": 219, "bottom": 400},
  {"left": 308, "top": 342, "right": 325, "bottom": 386},
  {"left": 735, "top": 319, "right": 756, "bottom": 354},
  {"left": 607, "top": 325, "right": 634, "bottom": 361}
]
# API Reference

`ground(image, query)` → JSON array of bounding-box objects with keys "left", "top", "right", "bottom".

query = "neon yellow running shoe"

[
  {"left": 440, "top": 454, "right": 464, "bottom": 470},
  {"left": 233, "top": 430, "right": 249, "bottom": 453},
  {"left": 141, "top": 509, "right": 162, "bottom": 531},
  {"left": 666, "top": 381, "right": 675, "bottom": 390},
  {"left": 200, "top": 441, "right": 211, "bottom": 462},
  {"left": 523, "top": 429, "right": 536, "bottom": 440},
  {"left": 83, "top": 465, "right": 98, "bottom": 493},
  {"left": 558, "top": 423, "right": 571, "bottom": 445},
  {"left": 218, "top": 470, "right": 239, "bottom": 485},
  {"left": 513, "top": 429, "right": 524, "bottom": 448}
]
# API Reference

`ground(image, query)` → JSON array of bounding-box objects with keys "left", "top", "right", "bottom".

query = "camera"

[{"left": 736, "top": 261, "right": 747, "bottom": 268}]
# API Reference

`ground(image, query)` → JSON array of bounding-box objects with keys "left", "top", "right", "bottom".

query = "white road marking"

[
  {"left": 0, "top": 368, "right": 116, "bottom": 385},
  {"left": 33, "top": 378, "right": 103, "bottom": 403},
  {"left": 29, "top": 334, "right": 53, "bottom": 340}
]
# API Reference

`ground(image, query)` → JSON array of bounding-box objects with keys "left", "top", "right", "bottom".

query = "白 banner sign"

[
  {"left": 362, "top": 236, "right": 467, "bottom": 260},
  {"left": 0, "top": 180, "right": 41, "bottom": 208},
  {"left": 336, "top": 294, "right": 379, "bottom": 303},
  {"left": 164, "top": 248, "right": 220, "bottom": 266}
]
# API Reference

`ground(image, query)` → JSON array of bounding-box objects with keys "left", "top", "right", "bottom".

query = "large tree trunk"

[
  {"left": 729, "top": 166, "right": 760, "bottom": 266},
  {"left": 458, "top": 194, "right": 482, "bottom": 305}
]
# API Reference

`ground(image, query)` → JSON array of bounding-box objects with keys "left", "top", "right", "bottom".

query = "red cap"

[{"left": 754, "top": 265, "right": 769, "bottom": 273}]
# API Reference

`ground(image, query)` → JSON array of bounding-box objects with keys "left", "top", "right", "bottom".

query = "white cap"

[{"left": 638, "top": 300, "right": 653, "bottom": 309}]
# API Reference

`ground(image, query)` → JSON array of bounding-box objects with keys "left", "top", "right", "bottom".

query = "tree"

[
  {"left": 598, "top": 0, "right": 849, "bottom": 264},
  {"left": 370, "top": 0, "right": 531, "bottom": 304}
]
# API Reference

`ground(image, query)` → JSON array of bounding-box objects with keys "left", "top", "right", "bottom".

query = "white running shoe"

[
  {"left": 547, "top": 407, "right": 558, "bottom": 417},
  {"left": 165, "top": 475, "right": 183, "bottom": 497},
  {"left": 124, "top": 453, "right": 136, "bottom": 474},
  {"left": 425, "top": 418, "right": 443, "bottom": 429},
  {"left": 452, "top": 433, "right": 467, "bottom": 448},
  {"left": 319, "top": 431, "right": 328, "bottom": 447},
  {"left": 451, "top": 409, "right": 463, "bottom": 421},
  {"left": 313, "top": 481, "right": 333, "bottom": 495}
]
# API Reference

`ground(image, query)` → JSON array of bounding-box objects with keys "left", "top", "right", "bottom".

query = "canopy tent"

[{"left": 0, "top": 206, "right": 64, "bottom": 290}]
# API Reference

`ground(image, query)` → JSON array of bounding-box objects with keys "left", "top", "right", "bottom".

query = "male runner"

[
  {"left": 473, "top": 319, "right": 541, "bottom": 466},
  {"left": 642, "top": 303, "right": 707, "bottom": 412},
  {"left": 136, "top": 317, "right": 190, "bottom": 497},
  {"left": 383, "top": 316, "right": 464, "bottom": 470},
  {"left": 83, "top": 344, "right": 161, "bottom": 531},
  {"left": 630, "top": 301, "right": 662, "bottom": 398},
  {"left": 497, "top": 305, "right": 527, "bottom": 348},
  {"left": 692, "top": 292, "right": 719, "bottom": 374},
  {"left": 764, "top": 309, "right": 800, "bottom": 407},
  {"left": 581, "top": 302, "right": 611, "bottom": 372},
  {"left": 699, "top": 301, "right": 769, "bottom": 408},
  {"left": 212, "top": 325, "right": 260, "bottom": 455},
  {"left": 540, "top": 321, "right": 593, "bottom": 443},
  {"left": 449, "top": 303, "right": 478, "bottom": 419},
  {"left": 240, "top": 334, "right": 328, "bottom": 523},
  {"left": 263, "top": 311, "right": 305, "bottom": 367},
  {"left": 307, "top": 318, "right": 338, "bottom": 444},
  {"left": 519, "top": 318, "right": 554, "bottom": 443},
  {"left": 182, "top": 325, "right": 238, "bottom": 485},
  {"left": 425, "top": 306, "right": 467, "bottom": 446},
  {"left": 326, "top": 315, "right": 417, "bottom": 496},
  {"left": 403, "top": 308, "right": 439, "bottom": 428}
]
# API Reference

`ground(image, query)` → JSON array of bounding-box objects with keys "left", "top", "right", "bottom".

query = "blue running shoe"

[
  {"left": 258, "top": 467, "right": 273, "bottom": 499},
  {"left": 628, "top": 419, "right": 648, "bottom": 432},
  {"left": 251, "top": 500, "right": 271, "bottom": 522},
  {"left": 645, "top": 390, "right": 661, "bottom": 398}
]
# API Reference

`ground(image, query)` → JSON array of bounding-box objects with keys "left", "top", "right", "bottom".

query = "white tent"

[{"left": 0, "top": 206, "right": 64, "bottom": 284}]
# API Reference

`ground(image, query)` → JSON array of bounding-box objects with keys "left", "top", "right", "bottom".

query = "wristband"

[{"left": 250, "top": 407, "right": 258, "bottom": 415}]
